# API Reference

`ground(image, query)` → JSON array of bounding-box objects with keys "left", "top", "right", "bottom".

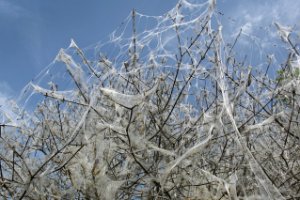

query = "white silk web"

[{"left": 0, "top": 0, "right": 299, "bottom": 199}]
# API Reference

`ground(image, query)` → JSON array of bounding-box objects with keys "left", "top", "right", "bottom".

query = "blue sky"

[
  {"left": 0, "top": 0, "right": 176, "bottom": 96},
  {"left": 0, "top": 0, "right": 300, "bottom": 101}
]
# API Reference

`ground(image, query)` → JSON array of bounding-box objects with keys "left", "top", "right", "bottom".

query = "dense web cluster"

[{"left": 1, "top": 0, "right": 300, "bottom": 199}]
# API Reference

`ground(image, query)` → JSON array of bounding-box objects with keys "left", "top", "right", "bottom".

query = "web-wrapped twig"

[{"left": 0, "top": 0, "right": 300, "bottom": 199}]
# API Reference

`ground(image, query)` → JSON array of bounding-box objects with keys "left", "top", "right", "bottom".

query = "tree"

[{"left": 0, "top": 0, "right": 300, "bottom": 199}]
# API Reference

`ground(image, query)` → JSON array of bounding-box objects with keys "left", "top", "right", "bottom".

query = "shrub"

[{"left": 0, "top": 0, "right": 300, "bottom": 199}]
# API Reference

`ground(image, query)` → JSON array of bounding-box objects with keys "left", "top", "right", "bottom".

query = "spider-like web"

[{"left": 0, "top": 0, "right": 300, "bottom": 199}]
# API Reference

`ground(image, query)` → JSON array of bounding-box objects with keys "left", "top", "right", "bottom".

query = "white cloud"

[
  {"left": 215, "top": 0, "right": 300, "bottom": 73},
  {"left": 221, "top": 0, "right": 300, "bottom": 37},
  {"left": 0, "top": 81, "right": 17, "bottom": 125},
  {"left": 0, "top": 0, "right": 42, "bottom": 69},
  {"left": 0, "top": 81, "right": 14, "bottom": 105},
  {"left": 0, "top": 81, "right": 13, "bottom": 96},
  {"left": 0, "top": 0, "right": 27, "bottom": 18},
  {"left": 271, "top": 1, "right": 300, "bottom": 25}
]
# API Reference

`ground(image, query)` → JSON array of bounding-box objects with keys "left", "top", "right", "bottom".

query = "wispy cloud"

[
  {"left": 0, "top": 81, "right": 13, "bottom": 117},
  {"left": 0, "top": 81, "right": 14, "bottom": 98},
  {"left": 0, "top": 0, "right": 27, "bottom": 18},
  {"left": 0, "top": 0, "right": 42, "bottom": 70},
  {"left": 216, "top": 0, "right": 300, "bottom": 73},
  {"left": 0, "top": 81, "right": 21, "bottom": 126},
  {"left": 220, "top": 0, "right": 300, "bottom": 37}
]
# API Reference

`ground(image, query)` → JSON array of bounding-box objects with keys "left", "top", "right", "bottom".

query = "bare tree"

[{"left": 0, "top": 0, "right": 300, "bottom": 199}]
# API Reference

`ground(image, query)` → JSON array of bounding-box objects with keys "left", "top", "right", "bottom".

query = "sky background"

[{"left": 0, "top": 0, "right": 300, "bottom": 101}]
